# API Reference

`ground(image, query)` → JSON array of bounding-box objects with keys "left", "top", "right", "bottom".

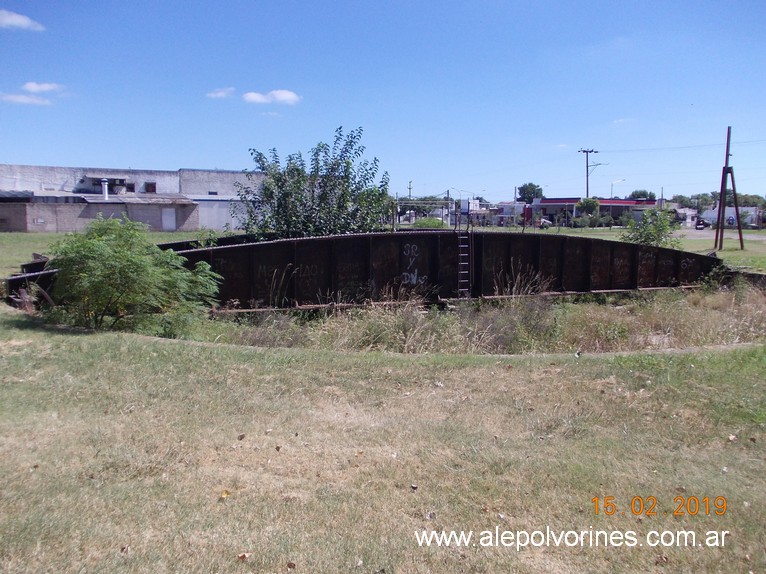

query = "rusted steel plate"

[
  {"left": 399, "top": 234, "right": 436, "bottom": 295},
  {"left": 251, "top": 242, "right": 294, "bottom": 307},
  {"left": 370, "top": 235, "right": 401, "bottom": 298},
  {"left": 180, "top": 244, "right": 253, "bottom": 306},
  {"left": 436, "top": 233, "right": 460, "bottom": 298},
  {"left": 538, "top": 235, "right": 564, "bottom": 291},
  {"left": 480, "top": 233, "right": 511, "bottom": 295},
  {"left": 589, "top": 240, "right": 612, "bottom": 290},
  {"left": 678, "top": 253, "right": 703, "bottom": 284},
  {"left": 294, "top": 238, "right": 332, "bottom": 304},
  {"left": 562, "top": 237, "right": 588, "bottom": 292},
  {"left": 637, "top": 246, "right": 658, "bottom": 287},
  {"left": 4, "top": 269, "right": 57, "bottom": 302},
  {"left": 333, "top": 236, "right": 371, "bottom": 302},
  {"left": 611, "top": 242, "right": 635, "bottom": 290},
  {"left": 509, "top": 234, "right": 540, "bottom": 277},
  {"left": 655, "top": 250, "right": 678, "bottom": 287}
]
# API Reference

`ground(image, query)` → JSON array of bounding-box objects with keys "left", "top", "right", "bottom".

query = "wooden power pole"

[{"left": 713, "top": 127, "right": 744, "bottom": 251}]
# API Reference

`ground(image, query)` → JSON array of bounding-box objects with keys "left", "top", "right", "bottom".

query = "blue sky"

[{"left": 1, "top": 1, "right": 765, "bottom": 203}]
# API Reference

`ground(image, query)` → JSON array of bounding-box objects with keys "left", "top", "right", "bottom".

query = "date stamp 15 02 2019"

[{"left": 592, "top": 496, "right": 727, "bottom": 517}]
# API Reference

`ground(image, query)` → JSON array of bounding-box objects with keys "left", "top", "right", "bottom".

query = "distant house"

[
  {"left": 0, "top": 163, "right": 263, "bottom": 232},
  {"left": 700, "top": 205, "right": 762, "bottom": 228},
  {"left": 530, "top": 197, "right": 659, "bottom": 224}
]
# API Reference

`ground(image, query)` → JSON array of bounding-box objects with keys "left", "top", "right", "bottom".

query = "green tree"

[
  {"left": 670, "top": 194, "right": 694, "bottom": 208},
  {"left": 234, "top": 127, "right": 391, "bottom": 238},
  {"left": 628, "top": 189, "right": 656, "bottom": 200},
  {"left": 399, "top": 195, "right": 448, "bottom": 217},
  {"left": 517, "top": 183, "right": 544, "bottom": 204},
  {"left": 708, "top": 190, "right": 766, "bottom": 208},
  {"left": 48, "top": 216, "right": 221, "bottom": 332},
  {"left": 620, "top": 208, "right": 681, "bottom": 249},
  {"left": 690, "top": 193, "right": 714, "bottom": 211},
  {"left": 576, "top": 197, "right": 600, "bottom": 216}
]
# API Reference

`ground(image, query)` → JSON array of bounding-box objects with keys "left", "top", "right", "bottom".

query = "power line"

[{"left": 601, "top": 139, "right": 766, "bottom": 154}]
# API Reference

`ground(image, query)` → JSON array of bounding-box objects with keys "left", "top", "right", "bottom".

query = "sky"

[{"left": 1, "top": 0, "right": 765, "bottom": 203}]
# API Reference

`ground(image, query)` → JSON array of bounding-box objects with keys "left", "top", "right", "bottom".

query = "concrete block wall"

[
  {"left": 179, "top": 169, "right": 259, "bottom": 196},
  {"left": 0, "top": 204, "right": 29, "bottom": 231},
  {"left": 194, "top": 198, "right": 240, "bottom": 230},
  {"left": 124, "top": 204, "right": 199, "bottom": 232},
  {"left": 0, "top": 203, "right": 198, "bottom": 232},
  {"left": 25, "top": 204, "right": 128, "bottom": 232}
]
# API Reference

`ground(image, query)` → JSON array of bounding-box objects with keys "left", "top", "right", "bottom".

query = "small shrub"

[
  {"left": 620, "top": 208, "right": 681, "bottom": 249},
  {"left": 47, "top": 215, "right": 221, "bottom": 332}
]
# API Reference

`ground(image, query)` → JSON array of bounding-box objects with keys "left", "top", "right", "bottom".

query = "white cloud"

[
  {"left": 612, "top": 118, "right": 635, "bottom": 125},
  {"left": 206, "top": 87, "right": 236, "bottom": 99},
  {"left": 0, "top": 93, "right": 52, "bottom": 105},
  {"left": 0, "top": 9, "right": 45, "bottom": 31},
  {"left": 243, "top": 89, "right": 301, "bottom": 105},
  {"left": 22, "top": 82, "right": 64, "bottom": 93}
]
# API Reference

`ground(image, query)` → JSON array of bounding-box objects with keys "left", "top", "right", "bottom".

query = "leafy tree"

[
  {"left": 576, "top": 197, "right": 600, "bottom": 216},
  {"left": 708, "top": 190, "right": 766, "bottom": 209},
  {"left": 628, "top": 189, "right": 656, "bottom": 200},
  {"left": 399, "top": 195, "right": 448, "bottom": 217},
  {"left": 740, "top": 194, "right": 766, "bottom": 208},
  {"left": 690, "top": 193, "right": 714, "bottom": 211},
  {"left": 670, "top": 194, "right": 694, "bottom": 208},
  {"left": 517, "top": 182, "right": 544, "bottom": 204},
  {"left": 48, "top": 216, "right": 221, "bottom": 332},
  {"left": 620, "top": 208, "right": 681, "bottom": 249},
  {"left": 234, "top": 127, "right": 391, "bottom": 238}
]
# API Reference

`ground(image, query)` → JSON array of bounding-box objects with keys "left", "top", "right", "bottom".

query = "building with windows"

[{"left": 0, "top": 163, "right": 261, "bottom": 232}]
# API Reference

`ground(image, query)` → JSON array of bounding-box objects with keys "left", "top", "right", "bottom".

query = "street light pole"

[
  {"left": 579, "top": 149, "right": 598, "bottom": 198},
  {"left": 610, "top": 178, "right": 625, "bottom": 220}
]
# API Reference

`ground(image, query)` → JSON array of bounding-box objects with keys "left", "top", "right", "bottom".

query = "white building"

[{"left": 0, "top": 163, "right": 264, "bottom": 231}]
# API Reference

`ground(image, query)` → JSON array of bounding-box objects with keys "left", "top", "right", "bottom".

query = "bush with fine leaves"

[
  {"left": 620, "top": 208, "right": 681, "bottom": 249},
  {"left": 47, "top": 216, "right": 221, "bottom": 333}
]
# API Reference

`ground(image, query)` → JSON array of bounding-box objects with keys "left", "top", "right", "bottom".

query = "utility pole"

[
  {"left": 714, "top": 126, "right": 744, "bottom": 251},
  {"left": 578, "top": 149, "right": 598, "bottom": 198}
]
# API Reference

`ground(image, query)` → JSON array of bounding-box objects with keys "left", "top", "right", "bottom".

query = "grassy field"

[
  {"left": 1, "top": 230, "right": 765, "bottom": 572},
  {"left": 1, "top": 304, "right": 764, "bottom": 573}
]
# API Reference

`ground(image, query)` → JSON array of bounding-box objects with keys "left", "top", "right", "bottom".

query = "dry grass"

[
  {"left": 207, "top": 282, "right": 766, "bottom": 356},
  {"left": 1, "top": 304, "right": 764, "bottom": 573}
]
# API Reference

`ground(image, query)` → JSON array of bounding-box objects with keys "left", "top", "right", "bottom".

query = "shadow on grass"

[{"left": 1, "top": 308, "right": 95, "bottom": 337}]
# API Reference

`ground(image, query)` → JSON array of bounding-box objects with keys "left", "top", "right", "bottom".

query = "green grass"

[
  {"left": 0, "top": 231, "right": 201, "bottom": 277},
  {"left": 1, "top": 304, "right": 764, "bottom": 573},
  {"left": 681, "top": 236, "right": 766, "bottom": 272}
]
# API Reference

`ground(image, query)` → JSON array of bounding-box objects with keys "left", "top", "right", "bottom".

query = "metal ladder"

[{"left": 457, "top": 231, "right": 471, "bottom": 297}]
